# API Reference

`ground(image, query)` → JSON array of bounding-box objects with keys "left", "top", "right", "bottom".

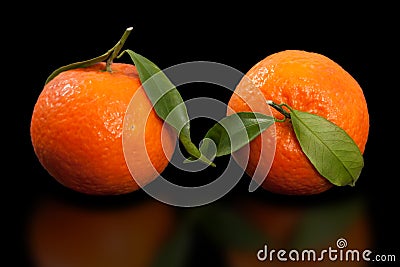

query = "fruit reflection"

[
  {"left": 28, "top": 196, "right": 176, "bottom": 267},
  {"left": 225, "top": 194, "right": 372, "bottom": 267}
]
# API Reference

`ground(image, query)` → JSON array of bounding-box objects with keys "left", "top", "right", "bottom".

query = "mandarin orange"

[
  {"left": 228, "top": 50, "right": 369, "bottom": 195},
  {"left": 30, "top": 62, "right": 177, "bottom": 195}
]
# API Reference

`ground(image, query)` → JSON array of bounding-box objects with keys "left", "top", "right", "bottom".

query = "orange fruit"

[
  {"left": 228, "top": 50, "right": 369, "bottom": 195},
  {"left": 30, "top": 62, "right": 177, "bottom": 195}
]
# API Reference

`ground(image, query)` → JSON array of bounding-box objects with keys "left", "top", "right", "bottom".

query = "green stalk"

[
  {"left": 266, "top": 100, "right": 292, "bottom": 122},
  {"left": 45, "top": 27, "right": 134, "bottom": 84},
  {"left": 105, "top": 27, "right": 133, "bottom": 72}
]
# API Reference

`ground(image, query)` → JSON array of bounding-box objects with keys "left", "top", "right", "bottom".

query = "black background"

[{"left": 8, "top": 2, "right": 398, "bottom": 266}]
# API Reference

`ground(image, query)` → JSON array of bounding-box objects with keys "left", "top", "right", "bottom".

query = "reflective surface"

[{"left": 20, "top": 181, "right": 385, "bottom": 267}]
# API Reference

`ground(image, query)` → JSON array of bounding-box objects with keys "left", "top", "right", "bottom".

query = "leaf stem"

[
  {"left": 105, "top": 27, "right": 133, "bottom": 72},
  {"left": 266, "top": 100, "right": 292, "bottom": 122}
]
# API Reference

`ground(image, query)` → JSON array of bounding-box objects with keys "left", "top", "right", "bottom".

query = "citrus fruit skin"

[
  {"left": 228, "top": 50, "right": 369, "bottom": 195},
  {"left": 30, "top": 62, "right": 176, "bottom": 195}
]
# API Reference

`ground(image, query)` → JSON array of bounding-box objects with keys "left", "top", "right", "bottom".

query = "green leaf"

[
  {"left": 121, "top": 49, "right": 215, "bottom": 167},
  {"left": 290, "top": 109, "right": 364, "bottom": 186},
  {"left": 183, "top": 137, "right": 218, "bottom": 164},
  {"left": 180, "top": 134, "right": 217, "bottom": 167},
  {"left": 45, "top": 27, "right": 133, "bottom": 85},
  {"left": 122, "top": 50, "right": 189, "bottom": 135},
  {"left": 199, "top": 112, "right": 274, "bottom": 157}
]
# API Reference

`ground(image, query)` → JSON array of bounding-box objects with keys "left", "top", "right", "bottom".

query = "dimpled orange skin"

[
  {"left": 228, "top": 50, "right": 369, "bottom": 195},
  {"left": 30, "top": 62, "right": 176, "bottom": 195}
]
